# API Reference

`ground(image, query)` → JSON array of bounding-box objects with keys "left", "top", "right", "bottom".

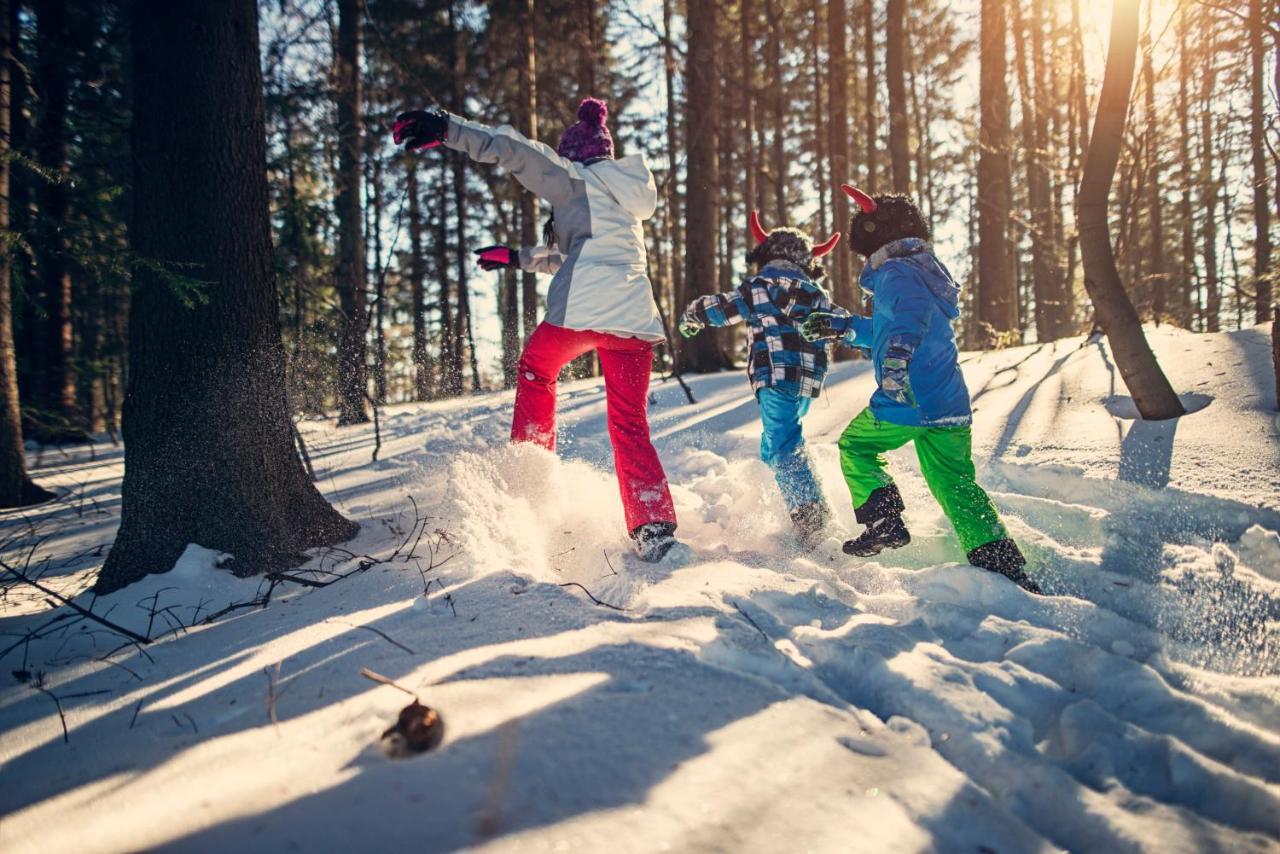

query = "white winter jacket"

[{"left": 444, "top": 117, "right": 665, "bottom": 342}]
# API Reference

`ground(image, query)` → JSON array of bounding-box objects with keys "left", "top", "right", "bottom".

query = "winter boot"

[
  {"left": 966, "top": 538, "right": 1041, "bottom": 594},
  {"left": 843, "top": 515, "right": 911, "bottom": 557},
  {"left": 631, "top": 521, "right": 678, "bottom": 563},
  {"left": 790, "top": 501, "right": 831, "bottom": 549},
  {"left": 843, "top": 484, "right": 911, "bottom": 557}
]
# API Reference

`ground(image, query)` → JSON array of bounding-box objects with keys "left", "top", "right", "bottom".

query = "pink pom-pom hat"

[{"left": 557, "top": 97, "right": 615, "bottom": 163}]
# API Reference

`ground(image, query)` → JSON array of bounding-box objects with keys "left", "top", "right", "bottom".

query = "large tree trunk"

[
  {"left": 884, "top": 0, "right": 909, "bottom": 192},
  {"left": 827, "top": 0, "right": 854, "bottom": 315},
  {"left": 334, "top": 0, "right": 369, "bottom": 424},
  {"left": 1076, "top": 0, "right": 1184, "bottom": 422},
  {"left": 977, "top": 0, "right": 1017, "bottom": 345},
  {"left": 0, "top": 0, "right": 52, "bottom": 508},
  {"left": 407, "top": 160, "right": 432, "bottom": 401},
  {"left": 1250, "top": 0, "right": 1272, "bottom": 322},
  {"left": 518, "top": 0, "right": 539, "bottom": 343},
  {"left": 681, "top": 0, "right": 730, "bottom": 372},
  {"left": 98, "top": 0, "right": 357, "bottom": 594},
  {"left": 33, "top": 0, "right": 78, "bottom": 429}
]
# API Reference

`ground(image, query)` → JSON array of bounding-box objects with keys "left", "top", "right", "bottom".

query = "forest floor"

[{"left": 1, "top": 324, "right": 1279, "bottom": 853}]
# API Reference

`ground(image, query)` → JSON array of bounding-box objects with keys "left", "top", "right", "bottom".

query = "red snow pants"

[{"left": 512, "top": 322, "right": 677, "bottom": 533}]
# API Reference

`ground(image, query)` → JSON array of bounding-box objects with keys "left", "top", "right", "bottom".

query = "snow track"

[{"left": 1, "top": 326, "right": 1278, "bottom": 852}]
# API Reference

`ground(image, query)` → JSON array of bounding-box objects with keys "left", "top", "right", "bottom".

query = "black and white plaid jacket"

[{"left": 683, "top": 261, "right": 849, "bottom": 398}]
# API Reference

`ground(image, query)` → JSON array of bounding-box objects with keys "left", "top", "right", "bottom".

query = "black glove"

[
  {"left": 393, "top": 109, "right": 449, "bottom": 152},
  {"left": 475, "top": 245, "right": 517, "bottom": 271}
]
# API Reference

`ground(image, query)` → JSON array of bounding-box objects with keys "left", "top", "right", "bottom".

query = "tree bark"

[
  {"left": 33, "top": 0, "right": 77, "bottom": 427},
  {"left": 334, "top": 0, "right": 369, "bottom": 424},
  {"left": 662, "top": 0, "right": 683, "bottom": 318},
  {"left": 0, "top": 0, "right": 52, "bottom": 508},
  {"left": 449, "top": 2, "right": 478, "bottom": 393},
  {"left": 98, "top": 0, "right": 357, "bottom": 593},
  {"left": 407, "top": 160, "right": 432, "bottom": 401},
  {"left": 1013, "top": 0, "right": 1059, "bottom": 341},
  {"left": 978, "top": 0, "right": 1017, "bottom": 345},
  {"left": 885, "top": 0, "right": 909, "bottom": 192},
  {"left": 764, "top": 0, "right": 786, "bottom": 222},
  {"left": 828, "top": 0, "right": 854, "bottom": 314},
  {"left": 1140, "top": 0, "right": 1167, "bottom": 325},
  {"left": 518, "top": 0, "right": 539, "bottom": 343},
  {"left": 741, "top": 0, "right": 757, "bottom": 237},
  {"left": 1176, "top": 1, "right": 1197, "bottom": 328},
  {"left": 863, "top": 0, "right": 879, "bottom": 192},
  {"left": 681, "top": 0, "right": 730, "bottom": 371},
  {"left": 1198, "top": 9, "right": 1220, "bottom": 333},
  {"left": 1250, "top": 0, "right": 1272, "bottom": 322},
  {"left": 371, "top": 155, "right": 388, "bottom": 404},
  {"left": 1076, "top": 0, "right": 1184, "bottom": 421},
  {"left": 435, "top": 157, "right": 459, "bottom": 394}
]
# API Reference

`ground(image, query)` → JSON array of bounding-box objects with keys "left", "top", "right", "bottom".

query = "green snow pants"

[{"left": 837, "top": 408, "right": 1007, "bottom": 553}]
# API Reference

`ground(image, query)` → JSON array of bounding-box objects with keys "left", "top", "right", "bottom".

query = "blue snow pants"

[{"left": 757, "top": 387, "right": 824, "bottom": 513}]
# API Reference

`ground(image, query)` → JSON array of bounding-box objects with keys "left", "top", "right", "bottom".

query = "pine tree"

[
  {"left": 334, "top": 0, "right": 370, "bottom": 424},
  {"left": 978, "top": 0, "right": 1018, "bottom": 344},
  {"left": 0, "top": 0, "right": 52, "bottom": 508},
  {"left": 1249, "top": 0, "right": 1272, "bottom": 321},
  {"left": 98, "top": 0, "right": 356, "bottom": 593}
]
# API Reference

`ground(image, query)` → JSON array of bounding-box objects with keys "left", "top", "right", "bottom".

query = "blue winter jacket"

[{"left": 844, "top": 238, "right": 972, "bottom": 427}]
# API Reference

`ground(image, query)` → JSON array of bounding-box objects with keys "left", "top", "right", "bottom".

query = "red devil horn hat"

[
  {"left": 812, "top": 232, "right": 842, "bottom": 257},
  {"left": 749, "top": 210, "right": 769, "bottom": 244},
  {"left": 841, "top": 184, "right": 878, "bottom": 214}
]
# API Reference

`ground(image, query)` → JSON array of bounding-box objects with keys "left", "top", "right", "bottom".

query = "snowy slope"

[{"left": 1, "top": 325, "right": 1278, "bottom": 853}]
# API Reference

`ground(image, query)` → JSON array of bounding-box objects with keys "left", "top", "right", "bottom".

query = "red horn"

[
  {"left": 812, "top": 232, "right": 841, "bottom": 257},
  {"left": 841, "top": 184, "right": 878, "bottom": 214},
  {"left": 748, "top": 210, "right": 769, "bottom": 244}
]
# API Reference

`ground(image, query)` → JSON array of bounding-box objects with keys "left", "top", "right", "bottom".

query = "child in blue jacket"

[
  {"left": 679, "top": 213, "right": 843, "bottom": 546},
  {"left": 802, "top": 186, "right": 1038, "bottom": 593}
]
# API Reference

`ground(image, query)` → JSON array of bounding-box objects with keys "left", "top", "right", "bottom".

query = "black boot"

[
  {"left": 967, "top": 538, "right": 1041, "bottom": 594},
  {"left": 843, "top": 515, "right": 911, "bottom": 556},
  {"left": 789, "top": 501, "right": 831, "bottom": 549},
  {"left": 631, "top": 521, "right": 678, "bottom": 563},
  {"left": 843, "top": 485, "right": 911, "bottom": 557}
]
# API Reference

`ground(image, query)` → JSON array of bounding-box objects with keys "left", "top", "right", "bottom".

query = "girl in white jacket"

[{"left": 394, "top": 99, "right": 679, "bottom": 562}]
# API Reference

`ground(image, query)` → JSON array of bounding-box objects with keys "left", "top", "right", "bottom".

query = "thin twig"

[
  {"left": 731, "top": 601, "right": 770, "bottom": 642},
  {"left": 557, "top": 582, "right": 626, "bottom": 611},
  {"left": 359, "top": 666, "right": 418, "bottom": 698},
  {"left": 326, "top": 619, "right": 416, "bottom": 655},
  {"left": 33, "top": 681, "right": 69, "bottom": 744},
  {"left": 0, "top": 559, "right": 150, "bottom": 645}
]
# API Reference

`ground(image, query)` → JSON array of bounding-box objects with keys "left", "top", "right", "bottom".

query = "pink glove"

[{"left": 475, "top": 245, "right": 517, "bottom": 271}]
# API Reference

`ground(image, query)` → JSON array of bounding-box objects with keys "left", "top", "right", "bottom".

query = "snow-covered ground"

[{"left": 2, "top": 324, "right": 1278, "bottom": 853}]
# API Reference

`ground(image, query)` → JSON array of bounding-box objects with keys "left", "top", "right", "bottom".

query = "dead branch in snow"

[
  {"left": 731, "top": 600, "right": 771, "bottom": 642},
  {"left": 557, "top": 581, "right": 626, "bottom": 612},
  {"left": 325, "top": 618, "right": 416, "bottom": 655},
  {"left": 0, "top": 557, "right": 151, "bottom": 645}
]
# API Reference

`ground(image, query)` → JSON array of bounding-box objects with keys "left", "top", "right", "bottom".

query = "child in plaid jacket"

[{"left": 679, "top": 213, "right": 844, "bottom": 544}]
